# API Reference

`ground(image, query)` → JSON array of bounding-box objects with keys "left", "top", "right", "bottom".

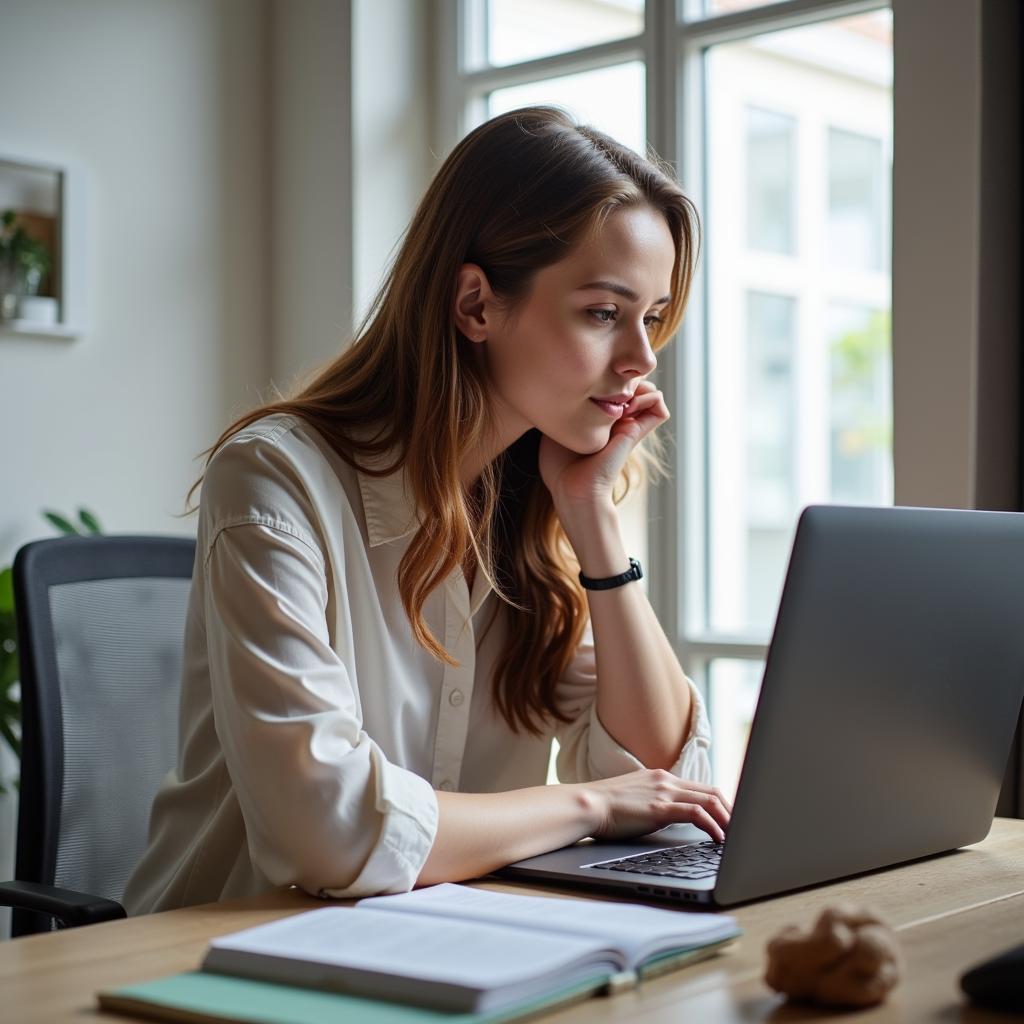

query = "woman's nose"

[{"left": 614, "top": 323, "right": 658, "bottom": 378}]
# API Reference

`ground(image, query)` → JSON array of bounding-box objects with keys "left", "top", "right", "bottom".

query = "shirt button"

[
  {"left": 440, "top": 780, "right": 455, "bottom": 792},
  {"left": 448, "top": 689, "right": 465, "bottom": 707}
]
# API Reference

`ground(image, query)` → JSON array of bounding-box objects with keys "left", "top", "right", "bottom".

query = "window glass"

[
  {"left": 485, "top": 0, "right": 643, "bottom": 68},
  {"left": 746, "top": 107, "right": 796, "bottom": 255},
  {"left": 707, "top": 659, "right": 764, "bottom": 801},
  {"left": 704, "top": 10, "right": 892, "bottom": 637},
  {"left": 744, "top": 291, "right": 797, "bottom": 632},
  {"left": 828, "top": 127, "right": 886, "bottom": 272},
  {"left": 487, "top": 61, "right": 646, "bottom": 155},
  {"left": 684, "top": 0, "right": 782, "bottom": 17},
  {"left": 828, "top": 304, "right": 892, "bottom": 504}
]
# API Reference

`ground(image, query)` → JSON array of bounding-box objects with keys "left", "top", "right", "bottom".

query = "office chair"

[{"left": 0, "top": 535, "right": 195, "bottom": 937}]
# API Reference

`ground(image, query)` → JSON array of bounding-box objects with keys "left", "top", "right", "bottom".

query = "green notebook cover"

[
  {"left": 97, "top": 937, "right": 738, "bottom": 1024},
  {"left": 97, "top": 970, "right": 611, "bottom": 1024}
]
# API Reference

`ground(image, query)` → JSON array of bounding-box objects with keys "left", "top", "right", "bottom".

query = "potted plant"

[
  {"left": 0, "top": 208, "right": 53, "bottom": 321},
  {"left": 0, "top": 507, "right": 103, "bottom": 793}
]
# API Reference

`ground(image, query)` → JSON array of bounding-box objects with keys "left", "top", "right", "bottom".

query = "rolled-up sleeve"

[
  {"left": 203, "top": 520, "right": 438, "bottom": 898},
  {"left": 553, "top": 621, "right": 712, "bottom": 785}
]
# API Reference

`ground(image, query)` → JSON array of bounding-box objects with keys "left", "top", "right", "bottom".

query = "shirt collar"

[
  {"left": 355, "top": 445, "right": 420, "bottom": 548},
  {"left": 355, "top": 438, "right": 494, "bottom": 614}
]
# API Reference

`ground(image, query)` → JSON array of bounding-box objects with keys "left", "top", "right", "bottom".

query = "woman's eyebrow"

[{"left": 577, "top": 280, "right": 672, "bottom": 305}]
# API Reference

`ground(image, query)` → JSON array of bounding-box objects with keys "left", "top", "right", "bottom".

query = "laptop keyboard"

[{"left": 585, "top": 840, "right": 723, "bottom": 880}]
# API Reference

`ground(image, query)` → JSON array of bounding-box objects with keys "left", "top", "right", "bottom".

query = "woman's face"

[{"left": 462, "top": 204, "right": 676, "bottom": 458}]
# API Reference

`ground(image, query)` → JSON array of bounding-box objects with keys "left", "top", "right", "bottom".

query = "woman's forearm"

[
  {"left": 415, "top": 784, "right": 599, "bottom": 887},
  {"left": 560, "top": 501, "right": 693, "bottom": 769},
  {"left": 416, "top": 763, "right": 732, "bottom": 888}
]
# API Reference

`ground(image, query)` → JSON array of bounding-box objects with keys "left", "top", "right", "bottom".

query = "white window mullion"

[{"left": 675, "top": 12, "right": 712, "bottom": 660}]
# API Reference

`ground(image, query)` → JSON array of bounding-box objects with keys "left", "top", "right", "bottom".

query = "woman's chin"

[
  {"left": 536, "top": 418, "right": 612, "bottom": 456},
  {"left": 562, "top": 428, "right": 612, "bottom": 456}
]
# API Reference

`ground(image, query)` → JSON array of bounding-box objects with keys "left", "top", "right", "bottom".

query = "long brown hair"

[{"left": 189, "top": 107, "right": 700, "bottom": 735}]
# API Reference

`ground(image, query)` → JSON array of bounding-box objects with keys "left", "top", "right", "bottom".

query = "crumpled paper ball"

[{"left": 764, "top": 904, "right": 903, "bottom": 1008}]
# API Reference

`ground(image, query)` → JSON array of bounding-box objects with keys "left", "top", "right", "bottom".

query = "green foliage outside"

[
  {"left": 0, "top": 508, "right": 103, "bottom": 793},
  {"left": 830, "top": 308, "right": 892, "bottom": 458}
]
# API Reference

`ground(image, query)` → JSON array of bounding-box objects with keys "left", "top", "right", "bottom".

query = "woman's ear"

[{"left": 453, "top": 263, "right": 493, "bottom": 343}]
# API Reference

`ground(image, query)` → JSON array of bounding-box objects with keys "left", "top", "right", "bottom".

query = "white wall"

[
  {"left": 269, "top": 0, "right": 355, "bottom": 387},
  {"left": 0, "top": 0, "right": 272, "bottom": 936},
  {"left": 0, "top": 0, "right": 270, "bottom": 557},
  {"left": 0, "top": 0, "right": 440, "bottom": 939},
  {"left": 353, "top": 0, "right": 436, "bottom": 325}
]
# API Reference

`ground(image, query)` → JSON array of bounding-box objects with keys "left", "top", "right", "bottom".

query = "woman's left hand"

[{"left": 538, "top": 380, "right": 670, "bottom": 511}]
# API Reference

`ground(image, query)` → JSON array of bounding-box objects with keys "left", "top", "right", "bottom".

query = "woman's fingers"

[
  {"left": 624, "top": 388, "right": 666, "bottom": 419},
  {"left": 672, "top": 778, "right": 734, "bottom": 815},
  {"left": 667, "top": 778, "right": 733, "bottom": 811},
  {"left": 620, "top": 390, "right": 670, "bottom": 441},
  {"left": 680, "top": 804, "right": 726, "bottom": 843},
  {"left": 588, "top": 770, "right": 734, "bottom": 843},
  {"left": 674, "top": 788, "right": 730, "bottom": 834}
]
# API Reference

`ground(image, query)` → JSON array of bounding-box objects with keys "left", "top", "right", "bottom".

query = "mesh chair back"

[{"left": 12, "top": 536, "right": 195, "bottom": 936}]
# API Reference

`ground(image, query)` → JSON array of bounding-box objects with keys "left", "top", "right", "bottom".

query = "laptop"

[{"left": 497, "top": 505, "right": 1024, "bottom": 907}]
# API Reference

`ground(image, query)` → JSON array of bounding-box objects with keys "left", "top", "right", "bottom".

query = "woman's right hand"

[{"left": 579, "top": 769, "right": 732, "bottom": 843}]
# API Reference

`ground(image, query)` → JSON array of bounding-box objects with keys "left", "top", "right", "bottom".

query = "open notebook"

[{"left": 99, "top": 884, "right": 741, "bottom": 1023}]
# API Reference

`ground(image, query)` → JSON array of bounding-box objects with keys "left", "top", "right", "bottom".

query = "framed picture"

[{"left": 0, "top": 153, "right": 87, "bottom": 338}]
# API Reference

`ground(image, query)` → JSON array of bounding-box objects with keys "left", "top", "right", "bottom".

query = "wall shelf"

[{"left": 0, "top": 319, "right": 81, "bottom": 340}]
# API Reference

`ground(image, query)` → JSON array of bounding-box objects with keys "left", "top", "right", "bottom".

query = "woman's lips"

[{"left": 590, "top": 398, "right": 626, "bottom": 419}]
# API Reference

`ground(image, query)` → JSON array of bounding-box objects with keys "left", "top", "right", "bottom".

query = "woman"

[{"left": 124, "top": 107, "right": 731, "bottom": 915}]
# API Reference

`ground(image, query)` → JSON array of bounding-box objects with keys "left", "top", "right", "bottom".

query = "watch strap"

[{"left": 579, "top": 557, "right": 644, "bottom": 591}]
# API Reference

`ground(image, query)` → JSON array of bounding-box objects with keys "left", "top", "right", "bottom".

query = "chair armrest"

[{"left": 0, "top": 880, "right": 126, "bottom": 928}]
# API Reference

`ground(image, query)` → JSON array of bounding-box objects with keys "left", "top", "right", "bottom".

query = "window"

[
  {"left": 828, "top": 127, "right": 887, "bottom": 273},
  {"left": 482, "top": 0, "right": 644, "bottom": 68},
  {"left": 441, "top": 0, "right": 893, "bottom": 796},
  {"left": 746, "top": 108, "right": 797, "bottom": 256},
  {"left": 488, "top": 62, "right": 647, "bottom": 156}
]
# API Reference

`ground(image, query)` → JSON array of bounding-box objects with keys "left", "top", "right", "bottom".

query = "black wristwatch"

[{"left": 578, "top": 557, "right": 644, "bottom": 591}]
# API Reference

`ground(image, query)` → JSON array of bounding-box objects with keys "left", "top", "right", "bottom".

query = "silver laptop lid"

[{"left": 713, "top": 505, "right": 1024, "bottom": 905}]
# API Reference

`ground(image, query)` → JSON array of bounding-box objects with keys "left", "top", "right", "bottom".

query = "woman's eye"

[{"left": 588, "top": 308, "right": 663, "bottom": 328}]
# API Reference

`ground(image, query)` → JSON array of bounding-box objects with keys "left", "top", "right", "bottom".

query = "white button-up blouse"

[{"left": 123, "top": 413, "right": 711, "bottom": 915}]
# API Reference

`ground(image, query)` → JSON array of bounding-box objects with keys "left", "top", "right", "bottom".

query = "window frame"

[{"left": 436, "top": 0, "right": 953, "bottom": 697}]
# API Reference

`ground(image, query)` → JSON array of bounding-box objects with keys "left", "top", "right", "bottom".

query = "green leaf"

[
  {"left": 0, "top": 652, "right": 17, "bottom": 692},
  {"left": 0, "top": 566, "right": 12, "bottom": 613},
  {"left": 77, "top": 508, "right": 103, "bottom": 534},
  {"left": 0, "top": 715, "right": 21, "bottom": 760},
  {"left": 43, "top": 510, "right": 79, "bottom": 535},
  {"left": 0, "top": 608, "right": 18, "bottom": 690}
]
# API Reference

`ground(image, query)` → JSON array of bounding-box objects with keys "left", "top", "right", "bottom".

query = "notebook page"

[
  {"left": 205, "top": 905, "right": 618, "bottom": 991},
  {"left": 358, "top": 884, "right": 739, "bottom": 966}
]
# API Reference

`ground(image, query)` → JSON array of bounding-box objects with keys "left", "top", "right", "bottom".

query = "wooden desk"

[{"left": 3, "top": 818, "right": 1023, "bottom": 1023}]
